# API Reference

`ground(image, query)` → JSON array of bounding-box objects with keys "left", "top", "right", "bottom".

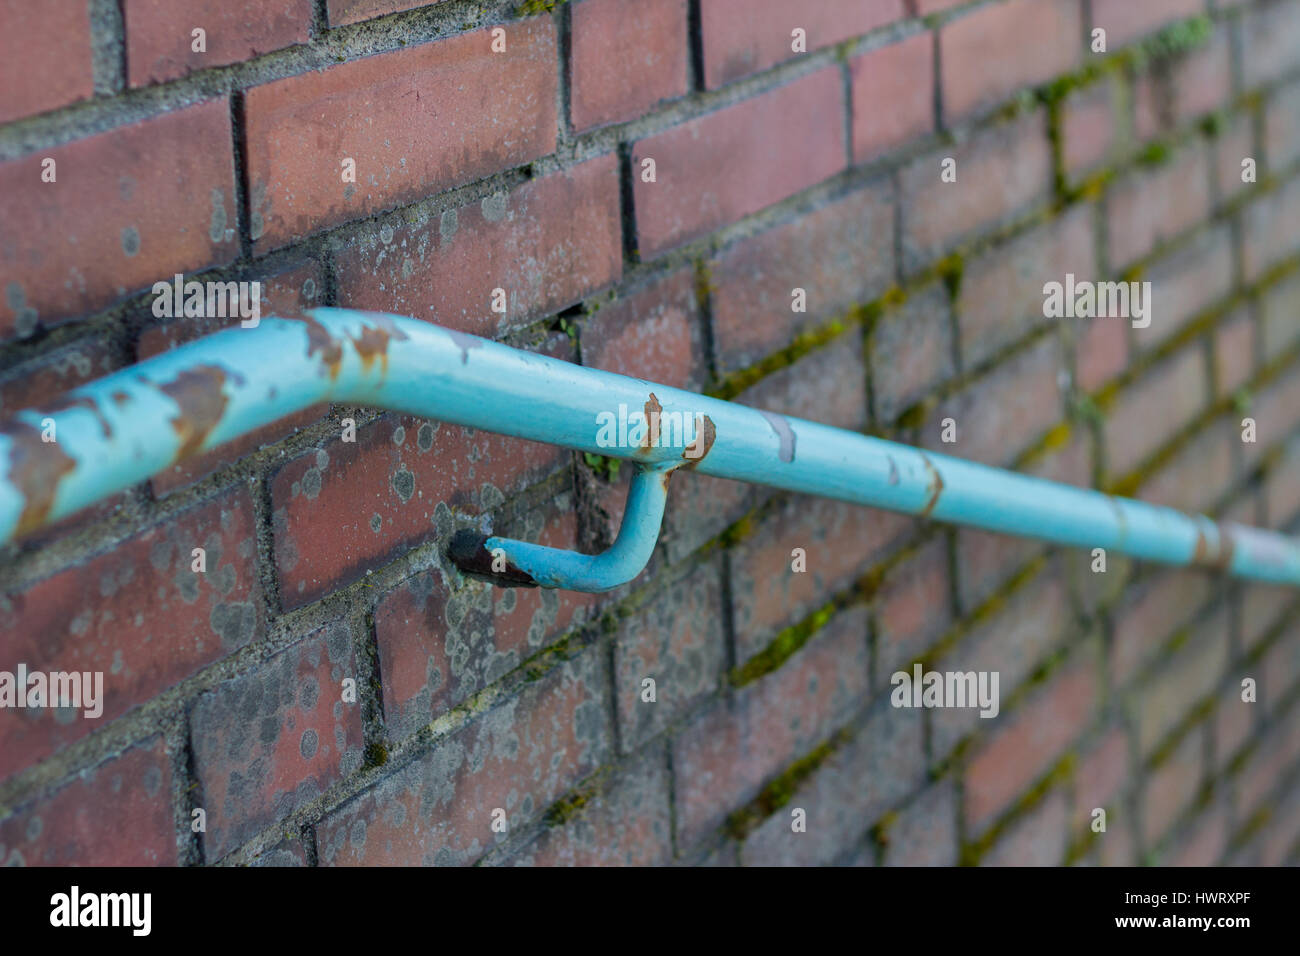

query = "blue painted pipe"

[{"left": 0, "top": 307, "right": 1296, "bottom": 591}]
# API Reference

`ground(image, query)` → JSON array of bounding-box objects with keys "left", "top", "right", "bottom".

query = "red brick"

[
  {"left": 881, "top": 778, "right": 959, "bottom": 866},
  {"left": 959, "top": 203, "right": 1096, "bottom": 368},
  {"left": 631, "top": 68, "right": 847, "bottom": 257},
  {"left": 0, "top": 738, "right": 175, "bottom": 865},
  {"left": 0, "top": 100, "right": 238, "bottom": 339},
  {"left": 1236, "top": 721, "right": 1300, "bottom": 814},
  {"left": 1062, "top": 76, "right": 1123, "bottom": 180},
  {"left": 582, "top": 266, "right": 707, "bottom": 391},
  {"left": 940, "top": 0, "right": 1082, "bottom": 122},
  {"left": 899, "top": 109, "right": 1053, "bottom": 271},
  {"left": 1242, "top": 0, "right": 1300, "bottom": 90},
  {"left": 1215, "top": 307, "right": 1256, "bottom": 398},
  {"left": 327, "top": 0, "right": 441, "bottom": 25},
  {"left": 250, "top": 835, "right": 310, "bottom": 866},
  {"left": 869, "top": 281, "right": 956, "bottom": 422},
  {"left": 1112, "top": 571, "right": 1206, "bottom": 685},
  {"left": 1259, "top": 787, "right": 1300, "bottom": 865},
  {"left": 1266, "top": 78, "right": 1300, "bottom": 171},
  {"left": 954, "top": 527, "right": 1043, "bottom": 614},
  {"left": 1140, "top": 417, "right": 1234, "bottom": 514},
  {"left": 335, "top": 155, "right": 621, "bottom": 336},
  {"left": 736, "top": 332, "right": 869, "bottom": 433},
  {"left": 980, "top": 788, "right": 1068, "bottom": 866},
  {"left": 0, "top": 0, "right": 94, "bottom": 123},
  {"left": 124, "top": 0, "right": 313, "bottom": 86},
  {"left": 244, "top": 19, "right": 558, "bottom": 250},
  {"left": 966, "top": 658, "right": 1098, "bottom": 833},
  {"left": 1076, "top": 315, "right": 1128, "bottom": 392},
  {"left": 1092, "top": 0, "right": 1206, "bottom": 48},
  {"left": 614, "top": 559, "right": 726, "bottom": 750},
  {"left": 875, "top": 536, "right": 952, "bottom": 681},
  {"left": 701, "top": 0, "right": 904, "bottom": 88},
  {"left": 850, "top": 31, "right": 935, "bottom": 163},
  {"left": 1106, "top": 147, "right": 1212, "bottom": 269},
  {"left": 1137, "top": 615, "right": 1229, "bottom": 757},
  {"left": 1075, "top": 728, "right": 1129, "bottom": 821},
  {"left": 923, "top": 336, "right": 1065, "bottom": 468},
  {"left": 1241, "top": 584, "right": 1296, "bottom": 650},
  {"left": 1103, "top": 346, "right": 1206, "bottom": 480},
  {"left": 140, "top": 260, "right": 328, "bottom": 495},
  {"left": 1247, "top": 369, "right": 1300, "bottom": 470},
  {"left": 930, "top": 569, "right": 1073, "bottom": 756},
  {"left": 1170, "top": 802, "right": 1230, "bottom": 865},
  {"left": 1215, "top": 680, "right": 1254, "bottom": 769},
  {"left": 1133, "top": 224, "right": 1234, "bottom": 353},
  {"left": 571, "top": 0, "right": 688, "bottom": 131},
  {"left": 1263, "top": 625, "right": 1300, "bottom": 711},
  {"left": 317, "top": 646, "right": 610, "bottom": 866},
  {"left": 672, "top": 607, "right": 870, "bottom": 848},
  {"left": 376, "top": 497, "right": 598, "bottom": 743},
  {"left": 0, "top": 486, "right": 263, "bottom": 780},
  {"left": 1242, "top": 177, "right": 1300, "bottom": 282},
  {"left": 500, "top": 749, "right": 673, "bottom": 866},
  {"left": 271, "top": 400, "right": 568, "bottom": 610},
  {"left": 1142, "top": 728, "right": 1202, "bottom": 846},
  {"left": 710, "top": 184, "right": 895, "bottom": 374},
  {"left": 1261, "top": 273, "right": 1300, "bottom": 361},
  {"left": 742, "top": 702, "right": 926, "bottom": 865},
  {"left": 0, "top": 340, "right": 120, "bottom": 419},
  {"left": 1216, "top": 112, "right": 1256, "bottom": 206},
  {"left": 192, "top": 621, "right": 364, "bottom": 858}
]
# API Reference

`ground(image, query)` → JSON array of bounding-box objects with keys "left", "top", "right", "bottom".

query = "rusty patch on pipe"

[
  {"left": 1191, "top": 521, "right": 1236, "bottom": 571},
  {"left": 350, "top": 325, "right": 394, "bottom": 376},
  {"left": 1, "top": 420, "right": 77, "bottom": 536},
  {"left": 918, "top": 453, "right": 945, "bottom": 518},
  {"left": 758, "top": 410, "right": 795, "bottom": 463},
  {"left": 447, "top": 529, "right": 539, "bottom": 588},
  {"left": 681, "top": 414, "right": 715, "bottom": 466},
  {"left": 110, "top": 390, "right": 131, "bottom": 407},
  {"left": 45, "top": 395, "right": 112, "bottom": 438},
  {"left": 285, "top": 314, "right": 344, "bottom": 380},
  {"left": 641, "top": 393, "right": 663, "bottom": 452},
  {"left": 159, "top": 365, "right": 229, "bottom": 462}
]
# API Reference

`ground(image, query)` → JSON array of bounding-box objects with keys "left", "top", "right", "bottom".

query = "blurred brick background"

[{"left": 1, "top": 0, "right": 1299, "bottom": 866}]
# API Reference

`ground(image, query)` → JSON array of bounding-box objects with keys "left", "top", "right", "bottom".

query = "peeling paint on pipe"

[{"left": 1, "top": 307, "right": 1298, "bottom": 591}]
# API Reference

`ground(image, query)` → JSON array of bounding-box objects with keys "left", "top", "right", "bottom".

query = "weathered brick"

[
  {"left": 376, "top": 495, "right": 599, "bottom": 743},
  {"left": 0, "top": 100, "right": 238, "bottom": 339},
  {"left": 1092, "top": 0, "right": 1205, "bottom": 47},
  {"left": 502, "top": 749, "right": 673, "bottom": 866},
  {"left": 1136, "top": 613, "right": 1229, "bottom": 757},
  {"left": 335, "top": 155, "right": 621, "bottom": 336},
  {"left": 875, "top": 536, "right": 952, "bottom": 682},
  {"left": 571, "top": 0, "right": 688, "bottom": 131},
  {"left": 1268, "top": 435, "right": 1300, "bottom": 528},
  {"left": 140, "top": 259, "right": 328, "bottom": 495},
  {"left": 1241, "top": 0, "right": 1300, "bottom": 90},
  {"left": 1112, "top": 571, "right": 1208, "bottom": 686},
  {"left": 0, "top": 0, "right": 94, "bottom": 123},
  {"left": 1075, "top": 728, "right": 1129, "bottom": 823},
  {"left": 1103, "top": 346, "right": 1206, "bottom": 480},
  {"left": 0, "top": 738, "right": 175, "bottom": 865},
  {"left": 965, "top": 657, "right": 1098, "bottom": 834},
  {"left": 1236, "top": 720, "right": 1300, "bottom": 814},
  {"left": 899, "top": 109, "right": 1053, "bottom": 271},
  {"left": 1170, "top": 802, "right": 1230, "bottom": 865},
  {"left": 701, "top": 0, "right": 904, "bottom": 88},
  {"left": 1105, "top": 147, "right": 1212, "bottom": 269},
  {"left": 923, "top": 336, "right": 1065, "bottom": 468},
  {"left": 244, "top": 19, "right": 558, "bottom": 250},
  {"left": 327, "top": 0, "right": 439, "bottom": 26},
  {"left": 1062, "top": 76, "right": 1123, "bottom": 180},
  {"left": 1266, "top": 77, "right": 1300, "bottom": 171},
  {"left": 1263, "top": 624, "right": 1300, "bottom": 710},
  {"left": 1131, "top": 224, "right": 1234, "bottom": 353},
  {"left": 582, "top": 266, "right": 707, "bottom": 390},
  {"left": 632, "top": 68, "right": 847, "bottom": 257},
  {"left": 882, "top": 778, "right": 959, "bottom": 866},
  {"left": 870, "top": 281, "right": 956, "bottom": 422},
  {"left": 979, "top": 788, "right": 1068, "bottom": 866},
  {"left": 614, "top": 558, "right": 726, "bottom": 751},
  {"left": 711, "top": 184, "right": 895, "bottom": 374},
  {"left": 741, "top": 701, "right": 925, "bottom": 865},
  {"left": 1140, "top": 417, "right": 1234, "bottom": 514},
  {"left": 959, "top": 204, "right": 1096, "bottom": 368},
  {"left": 1260, "top": 272, "right": 1300, "bottom": 361},
  {"left": 1215, "top": 680, "right": 1254, "bottom": 770},
  {"left": 1213, "top": 307, "right": 1256, "bottom": 398},
  {"left": 1240, "top": 582, "right": 1295, "bottom": 650},
  {"left": 672, "top": 608, "right": 870, "bottom": 848},
  {"left": 1076, "top": 315, "right": 1128, "bottom": 392},
  {"left": 1134, "top": 27, "right": 1232, "bottom": 140},
  {"left": 850, "top": 31, "right": 935, "bottom": 163},
  {"left": 1142, "top": 727, "right": 1203, "bottom": 846},
  {"left": 317, "top": 646, "right": 610, "bottom": 865},
  {"left": 124, "top": 0, "right": 313, "bottom": 86},
  {"left": 0, "top": 486, "right": 263, "bottom": 779},
  {"left": 940, "top": 0, "right": 1082, "bottom": 122},
  {"left": 1215, "top": 111, "right": 1256, "bottom": 205},
  {"left": 192, "top": 621, "right": 364, "bottom": 858},
  {"left": 954, "top": 528, "right": 1043, "bottom": 615},
  {"left": 1242, "top": 176, "right": 1300, "bottom": 281},
  {"left": 271, "top": 402, "right": 568, "bottom": 610}
]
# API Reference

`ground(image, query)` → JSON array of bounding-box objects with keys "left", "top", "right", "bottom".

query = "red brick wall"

[{"left": 1, "top": 0, "right": 1299, "bottom": 867}]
